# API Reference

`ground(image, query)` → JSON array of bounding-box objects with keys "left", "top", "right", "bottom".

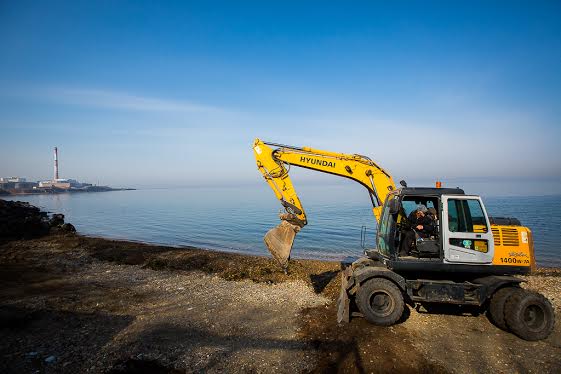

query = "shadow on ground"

[
  {"left": 0, "top": 306, "right": 134, "bottom": 374},
  {"left": 310, "top": 270, "right": 339, "bottom": 293}
]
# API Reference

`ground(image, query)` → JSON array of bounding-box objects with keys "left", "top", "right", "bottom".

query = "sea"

[{"left": 5, "top": 185, "right": 561, "bottom": 267}]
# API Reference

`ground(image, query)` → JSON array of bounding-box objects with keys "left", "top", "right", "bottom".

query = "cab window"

[
  {"left": 401, "top": 199, "right": 436, "bottom": 217},
  {"left": 447, "top": 199, "right": 488, "bottom": 233},
  {"left": 377, "top": 197, "right": 395, "bottom": 256}
]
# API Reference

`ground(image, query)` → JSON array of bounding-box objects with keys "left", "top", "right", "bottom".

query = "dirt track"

[{"left": 1, "top": 234, "right": 560, "bottom": 373}]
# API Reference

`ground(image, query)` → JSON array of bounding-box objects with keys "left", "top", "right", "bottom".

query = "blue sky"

[{"left": 1, "top": 1, "right": 560, "bottom": 194}]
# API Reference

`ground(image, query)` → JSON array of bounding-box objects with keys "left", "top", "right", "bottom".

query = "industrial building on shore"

[
  {"left": 0, "top": 147, "right": 114, "bottom": 195},
  {"left": 36, "top": 147, "right": 92, "bottom": 189},
  {"left": 0, "top": 177, "right": 37, "bottom": 191}
]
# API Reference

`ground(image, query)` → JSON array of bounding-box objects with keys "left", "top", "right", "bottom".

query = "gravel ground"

[
  {"left": 1, "top": 234, "right": 560, "bottom": 373},
  {"left": 405, "top": 303, "right": 561, "bottom": 373},
  {"left": 521, "top": 270, "right": 561, "bottom": 311},
  {"left": 0, "top": 238, "right": 328, "bottom": 373}
]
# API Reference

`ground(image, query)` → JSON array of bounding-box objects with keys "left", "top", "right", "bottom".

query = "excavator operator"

[{"left": 399, "top": 205, "right": 436, "bottom": 256}]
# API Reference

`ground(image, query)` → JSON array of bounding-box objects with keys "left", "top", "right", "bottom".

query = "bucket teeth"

[{"left": 264, "top": 220, "right": 301, "bottom": 269}]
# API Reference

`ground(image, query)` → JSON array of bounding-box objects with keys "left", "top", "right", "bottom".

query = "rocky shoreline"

[
  {"left": 0, "top": 199, "right": 76, "bottom": 240},
  {"left": 0, "top": 201, "right": 560, "bottom": 373}
]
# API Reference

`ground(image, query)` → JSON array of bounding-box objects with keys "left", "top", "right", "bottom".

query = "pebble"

[{"left": 45, "top": 355, "right": 56, "bottom": 363}]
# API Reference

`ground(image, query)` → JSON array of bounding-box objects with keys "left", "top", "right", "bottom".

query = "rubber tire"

[
  {"left": 504, "top": 289, "right": 555, "bottom": 341},
  {"left": 489, "top": 286, "right": 521, "bottom": 330},
  {"left": 356, "top": 278, "right": 404, "bottom": 326}
]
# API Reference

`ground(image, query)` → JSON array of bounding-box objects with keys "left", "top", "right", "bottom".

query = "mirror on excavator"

[{"left": 388, "top": 197, "right": 400, "bottom": 215}]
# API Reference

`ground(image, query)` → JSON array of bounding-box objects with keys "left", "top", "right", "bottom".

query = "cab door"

[{"left": 441, "top": 195, "right": 494, "bottom": 264}]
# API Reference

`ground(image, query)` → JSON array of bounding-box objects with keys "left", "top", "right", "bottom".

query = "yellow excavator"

[{"left": 253, "top": 138, "right": 555, "bottom": 341}]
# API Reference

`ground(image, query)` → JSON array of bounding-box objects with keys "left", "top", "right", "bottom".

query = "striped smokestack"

[{"left": 54, "top": 147, "right": 59, "bottom": 180}]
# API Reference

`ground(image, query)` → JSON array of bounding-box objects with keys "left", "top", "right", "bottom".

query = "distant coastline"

[{"left": 0, "top": 186, "right": 135, "bottom": 196}]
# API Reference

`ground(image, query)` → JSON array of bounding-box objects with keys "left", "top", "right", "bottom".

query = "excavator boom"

[{"left": 253, "top": 138, "right": 396, "bottom": 268}]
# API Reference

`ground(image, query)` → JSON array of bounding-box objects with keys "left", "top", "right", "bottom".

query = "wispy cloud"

[{"left": 8, "top": 86, "right": 221, "bottom": 113}]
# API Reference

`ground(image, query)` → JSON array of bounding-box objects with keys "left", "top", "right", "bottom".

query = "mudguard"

[
  {"left": 472, "top": 275, "right": 525, "bottom": 299},
  {"left": 351, "top": 266, "right": 406, "bottom": 291},
  {"left": 337, "top": 259, "right": 406, "bottom": 323}
]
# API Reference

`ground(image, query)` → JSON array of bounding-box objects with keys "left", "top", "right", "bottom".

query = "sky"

[{"left": 1, "top": 1, "right": 560, "bottom": 194}]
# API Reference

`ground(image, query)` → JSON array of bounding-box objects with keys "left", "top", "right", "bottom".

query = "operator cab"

[
  {"left": 374, "top": 187, "right": 496, "bottom": 271},
  {"left": 399, "top": 195, "right": 440, "bottom": 258}
]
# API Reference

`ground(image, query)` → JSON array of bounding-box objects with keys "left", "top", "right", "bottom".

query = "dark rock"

[
  {"left": 0, "top": 199, "right": 69, "bottom": 241},
  {"left": 61, "top": 223, "right": 76, "bottom": 233},
  {"left": 50, "top": 213, "right": 65, "bottom": 227}
]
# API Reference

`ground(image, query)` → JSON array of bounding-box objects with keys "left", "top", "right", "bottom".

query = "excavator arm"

[{"left": 253, "top": 138, "right": 396, "bottom": 268}]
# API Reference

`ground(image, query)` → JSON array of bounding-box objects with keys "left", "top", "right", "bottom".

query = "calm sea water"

[{"left": 5, "top": 186, "right": 561, "bottom": 267}]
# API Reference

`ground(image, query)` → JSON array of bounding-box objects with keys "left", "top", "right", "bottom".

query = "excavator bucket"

[{"left": 264, "top": 220, "right": 301, "bottom": 269}]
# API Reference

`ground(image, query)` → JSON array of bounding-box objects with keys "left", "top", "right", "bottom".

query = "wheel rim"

[
  {"left": 369, "top": 290, "right": 394, "bottom": 317},
  {"left": 523, "top": 304, "right": 546, "bottom": 331}
]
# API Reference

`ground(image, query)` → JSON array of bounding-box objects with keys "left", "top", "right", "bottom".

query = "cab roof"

[{"left": 398, "top": 187, "right": 465, "bottom": 196}]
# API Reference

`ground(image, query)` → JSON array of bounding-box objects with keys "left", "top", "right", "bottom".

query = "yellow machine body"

[
  {"left": 491, "top": 225, "right": 535, "bottom": 270},
  {"left": 253, "top": 138, "right": 536, "bottom": 272}
]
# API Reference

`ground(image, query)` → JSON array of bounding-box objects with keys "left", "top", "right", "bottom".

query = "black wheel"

[
  {"left": 489, "top": 286, "right": 521, "bottom": 330},
  {"left": 356, "top": 278, "right": 404, "bottom": 326},
  {"left": 505, "top": 289, "right": 555, "bottom": 341}
]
